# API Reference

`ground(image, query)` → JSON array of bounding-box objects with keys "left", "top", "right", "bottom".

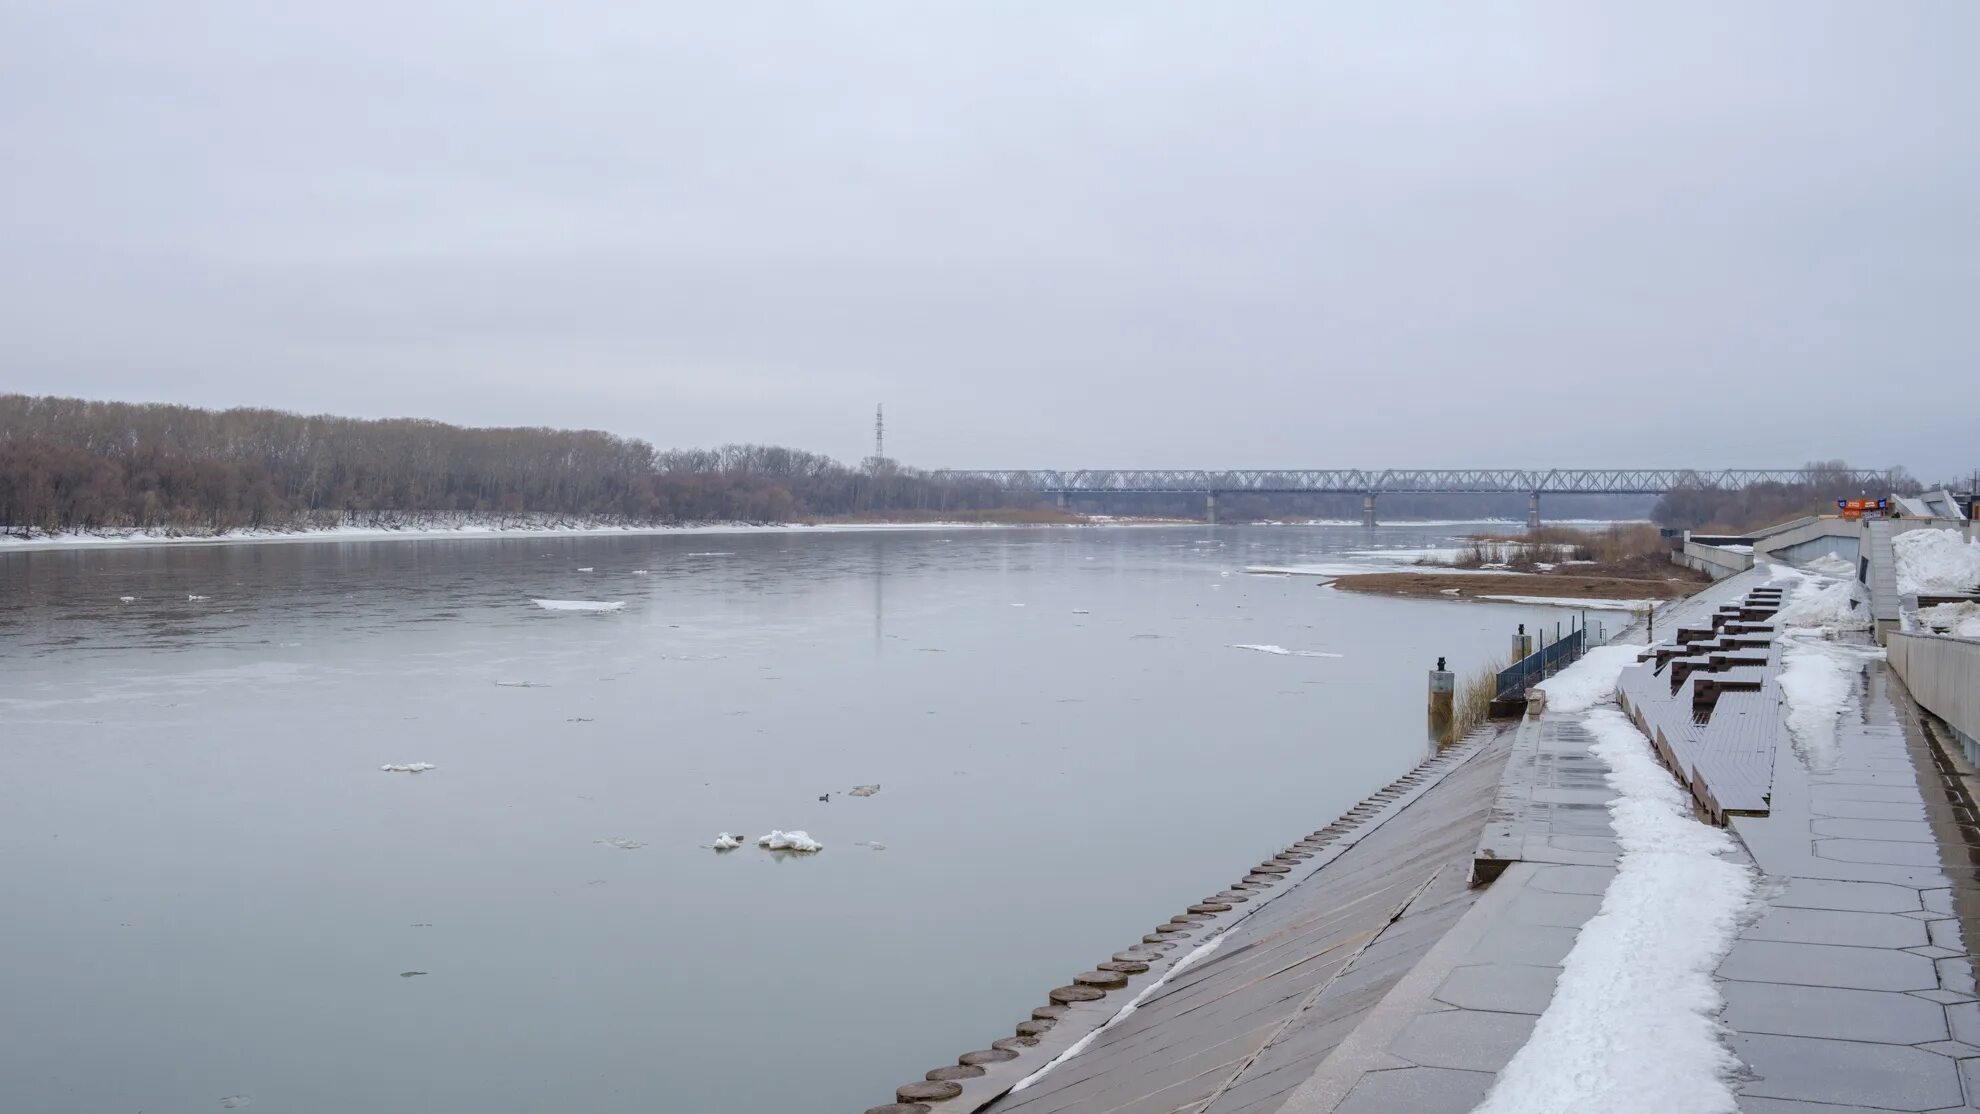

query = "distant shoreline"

[{"left": 0, "top": 516, "right": 1652, "bottom": 553}]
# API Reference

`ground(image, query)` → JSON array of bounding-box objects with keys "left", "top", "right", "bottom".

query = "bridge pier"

[
  {"left": 1205, "top": 491, "right": 1218, "bottom": 525},
  {"left": 1528, "top": 492, "right": 1541, "bottom": 529},
  {"left": 1054, "top": 491, "right": 1068, "bottom": 511},
  {"left": 1362, "top": 492, "right": 1377, "bottom": 528}
]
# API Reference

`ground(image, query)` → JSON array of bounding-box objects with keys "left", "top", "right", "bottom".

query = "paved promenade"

[{"left": 869, "top": 567, "right": 1980, "bottom": 1113}]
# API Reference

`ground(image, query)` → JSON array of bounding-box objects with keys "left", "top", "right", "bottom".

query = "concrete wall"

[
  {"left": 1887, "top": 632, "right": 1980, "bottom": 766},
  {"left": 1676, "top": 538, "right": 1754, "bottom": 580}
]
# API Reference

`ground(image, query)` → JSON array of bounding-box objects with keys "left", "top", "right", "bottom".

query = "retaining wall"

[{"left": 1887, "top": 631, "right": 1980, "bottom": 766}]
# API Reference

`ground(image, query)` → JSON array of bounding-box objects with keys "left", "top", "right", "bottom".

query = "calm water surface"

[{"left": 0, "top": 525, "right": 1599, "bottom": 1113}]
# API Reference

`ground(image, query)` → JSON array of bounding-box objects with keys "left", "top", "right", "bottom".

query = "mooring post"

[
  {"left": 1428, "top": 655, "right": 1454, "bottom": 745},
  {"left": 1512, "top": 622, "right": 1532, "bottom": 662}
]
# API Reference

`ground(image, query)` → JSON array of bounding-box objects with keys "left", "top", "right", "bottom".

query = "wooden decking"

[{"left": 1617, "top": 579, "right": 1788, "bottom": 821}]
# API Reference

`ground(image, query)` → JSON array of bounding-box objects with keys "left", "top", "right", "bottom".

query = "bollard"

[
  {"left": 1428, "top": 656, "right": 1455, "bottom": 745},
  {"left": 1511, "top": 623, "right": 1533, "bottom": 662}
]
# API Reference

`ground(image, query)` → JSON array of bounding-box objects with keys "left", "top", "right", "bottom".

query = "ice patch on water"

[
  {"left": 757, "top": 829, "right": 822, "bottom": 852},
  {"left": 848, "top": 784, "right": 880, "bottom": 797},
  {"left": 596, "top": 838, "right": 645, "bottom": 850},
  {"left": 686, "top": 551, "right": 735, "bottom": 557},
  {"left": 631, "top": 569, "right": 650, "bottom": 575},
  {"left": 119, "top": 595, "right": 136, "bottom": 603},
  {"left": 1229, "top": 644, "right": 1343, "bottom": 658},
  {"left": 493, "top": 680, "right": 546, "bottom": 687},
  {"left": 187, "top": 594, "right": 209, "bottom": 601},
  {"left": 577, "top": 567, "right": 594, "bottom": 572},
  {"left": 531, "top": 598, "right": 626, "bottom": 611},
  {"left": 712, "top": 832, "right": 743, "bottom": 850},
  {"left": 379, "top": 762, "right": 436, "bottom": 773}
]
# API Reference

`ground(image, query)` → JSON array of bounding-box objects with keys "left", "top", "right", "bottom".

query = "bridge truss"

[{"left": 932, "top": 469, "right": 1891, "bottom": 495}]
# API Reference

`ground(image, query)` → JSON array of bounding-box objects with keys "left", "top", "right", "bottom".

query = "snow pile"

[
  {"left": 1773, "top": 577, "right": 1868, "bottom": 631},
  {"left": 1778, "top": 635, "right": 1885, "bottom": 773},
  {"left": 711, "top": 832, "right": 743, "bottom": 850},
  {"left": 1802, "top": 553, "right": 1856, "bottom": 578},
  {"left": 1914, "top": 601, "right": 1980, "bottom": 638},
  {"left": 1894, "top": 529, "right": 1980, "bottom": 595},
  {"left": 757, "top": 829, "right": 822, "bottom": 852},
  {"left": 379, "top": 762, "right": 436, "bottom": 773},
  {"left": 1229, "top": 644, "right": 1344, "bottom": 658},
  {"left": 1474, "top": 708, "right": 1756, "bottom": 1114},
  {"left": 1532, "top": 645, "right": 1645, "bottom": 715},
  {"left": 531, "top": 598, "right": 626, "bottom": 612}
]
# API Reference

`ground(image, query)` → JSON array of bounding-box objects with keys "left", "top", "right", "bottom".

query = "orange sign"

[{"left": 1838, "top": 498, "right": 1887, "bottom": 520}]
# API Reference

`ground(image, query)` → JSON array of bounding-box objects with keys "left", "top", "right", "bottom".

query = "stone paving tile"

[
  {"left": 1496, "top": 889, "right": 1602, "bottom": 929},
  {"left": 1330, "top": 1066, "right": 1493, "bottom": 1114},
  {"left": 1740, "top": 1100, "right": 1913, "bottom": 1114},
  {"left": 1429, "top": 964, "right": 1559, "bottom": 1015},
  {"left": 1719, "top": 981, "right": 1949, "bottom": 1044},
  {"left": 1462, "top": 922, "right": 1578, "bottom": 967},
  {"left": 1810, "top": 818, "right": 1941, "bottom": 843},
  {"left": 1771, "top": 878, "right": 1924, "bottom": 914},
  {"left": 1809, "top": 798, "right": 1932, "bottom": 822},
  {"left": 1732, "top": 1033, "right": 1965, "bottom": 1110},
  {"left": 1525, "top": 864, "right": 1615, "bottom": 895},
  {"left": 1387, "top": 1009, "right": 1535, "bottom": 1073},
  {"left": 1742, "top": 907, "right": 1932, "bottom": 949},
  {"left": 1815, "top": 839, "right": 1948, "bottom": 868},
  {"left": 1719, "top": 939, "right": 1941, "bottom": 992}
]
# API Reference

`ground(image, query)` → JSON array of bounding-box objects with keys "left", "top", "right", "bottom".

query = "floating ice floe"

[
  {"left": 187, "top": 594, "right": 209, "bottom": 601},
  {"left": 577, "top": 567, "right": 594, "bottom": 572},
  {"left": 631, "top": 569, "right": 649, "bottom": 575},
  {"left": 531, "top": 599, "right": 626, "bottom": 611},
  {"left": 119, "top": 596, "right": 136, "bottom": 603},
  {"left": 1229, "top": 644, "right": 1343, "bottom": 658},
  {"left": 848, "top": 784, "right": 880, "bottom": 797},
  {"left": 380, "top": 762, "right": 436, "bottom": 774},
  {"left": 855, "top": 840, "right": 888, "bottom": 851},
  {"left": 596, "top": 837, "right": 645, "bottom": 850},
  {"left": 711, "top": 832, "right": 743, "bottom": 850},
  {"left": 757, "top": 829, "right": 822, "bottom": 852},
  {"left": 686, "top": 551, "right": 735, "bottom": 557},
  {"left": 493, "top": 680, "right": 546, "bottom": 687},
  {"left": 1072, "top": 608, "right": 1091, "bottom": 614}
]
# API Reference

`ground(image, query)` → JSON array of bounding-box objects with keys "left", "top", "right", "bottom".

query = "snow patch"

[
  {"left": 1010, "top": 930, "right": 1230, "bottom": 1094},
  {"left": 1894, "top": 529, "right": 1980, "bottom": 596},
  {"left": 1774, "top": 577, "right": 1869, "bottom": 631},
  {"left": 1914, "top": 601, "right": 1980, "bottom": 638},
  {"left": 1779, "top": 635, "right": 1885, "bottom": 773},
  {"left": 1531, "top": 645, "right": 1645, "bottom": 715},
  {"left": 1477, "top": 594, "right": 1659, "bottom": 611},
  {"left": 1473, "top": 708, "right": 1756, "bottom": 1114},
  {"left": 531, "top": 598, "right": 626, "bottom": 612},
  {"left": 1229, "top": 644, "right": 1344, "bottom": 658},
  {"left": 379, "top": 762, "right": 436, "bottom": 773},
  {"left": 1802, "top": 553, "right": 1856, "bottom": 578},
  {"left": 757, "top": 829, "right": 822, "bottom": 852}
]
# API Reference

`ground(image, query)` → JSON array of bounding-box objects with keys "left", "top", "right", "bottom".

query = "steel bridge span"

[{"left": 931, "top": 468, "right": 1892, "bottom": 525}]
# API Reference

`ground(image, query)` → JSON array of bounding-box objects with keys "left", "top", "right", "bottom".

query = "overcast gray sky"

[{"left": 3, "top": 2, "right": 1974, "bottom": 477}]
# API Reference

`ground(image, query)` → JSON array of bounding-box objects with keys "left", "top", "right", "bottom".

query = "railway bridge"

[{"left": 931, "top": 468, "right": 1892, "bottom": 525}]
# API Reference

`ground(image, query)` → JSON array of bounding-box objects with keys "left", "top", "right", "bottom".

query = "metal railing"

[{"left": 1495, "top": 624, "right": 1588, "bottom": 700}]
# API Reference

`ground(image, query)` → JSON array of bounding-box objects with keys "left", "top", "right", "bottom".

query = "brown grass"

[{"left": 1447, "top": 657, "right": 1505, "bottom": 744}]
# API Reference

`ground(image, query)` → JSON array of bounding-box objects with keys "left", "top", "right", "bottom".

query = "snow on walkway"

[
  {"left": 1778, "top": 635, "right": 1885, "bottom": 773},
  {"left": 1473, "top": 709, "right": 1756, "bottom": 1114},
  {"left": 1531, "top": 644, "right": 1642, "bottom": 714}
]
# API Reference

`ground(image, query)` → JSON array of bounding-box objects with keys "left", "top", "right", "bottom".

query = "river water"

[{"left": 0, "top": 524, "right": 1604, "bottom": 1113}]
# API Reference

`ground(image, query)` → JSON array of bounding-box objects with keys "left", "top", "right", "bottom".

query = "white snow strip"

[
  {"left": 1477, "top": 595, "right": 1660, "bottom": 611},
  {"left": 1229, "top": 644, "right": 1345, "bottom": 658},
  {"left": 1531, "top": 645, "right": 1645, "bottom": 715},
  {"left": 1010, "top": 931, "right": 1230, "bottom": 1094},
  {"left": 531, "top": 598, "right": 626, "bottom": 612},
  {"left": 379, "top": 762, "right": 436, "bottom": 773},
  {"left": 757, "top": 829, "right": 822, "bottom": 852},
  {"left": 1472, "top": 708, "right": 1756, "bottom": 1114},
  {"left": 1895, "top": 528, "right": 1980, "bottom": 596},
  {"left": 1778, "top": 634, "right": 1885, "bottom": 773}
]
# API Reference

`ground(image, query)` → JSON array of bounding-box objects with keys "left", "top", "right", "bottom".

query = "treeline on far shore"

[{"left": 0, "top": 395, "right": 1023, "bottom": 536}]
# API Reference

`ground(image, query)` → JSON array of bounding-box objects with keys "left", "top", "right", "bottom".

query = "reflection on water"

[{"left": 0, "top": 525, "right": 1586, "bottom": 1113}]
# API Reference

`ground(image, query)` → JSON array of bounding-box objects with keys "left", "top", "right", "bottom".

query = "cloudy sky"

[{"left": 3, "top": 2, "right": 1974, "bottom": 477}]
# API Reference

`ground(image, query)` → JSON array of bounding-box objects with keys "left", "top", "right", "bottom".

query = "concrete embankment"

[{"left": 870, "top": 561, "right": 1980, "bottom": 1113}]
